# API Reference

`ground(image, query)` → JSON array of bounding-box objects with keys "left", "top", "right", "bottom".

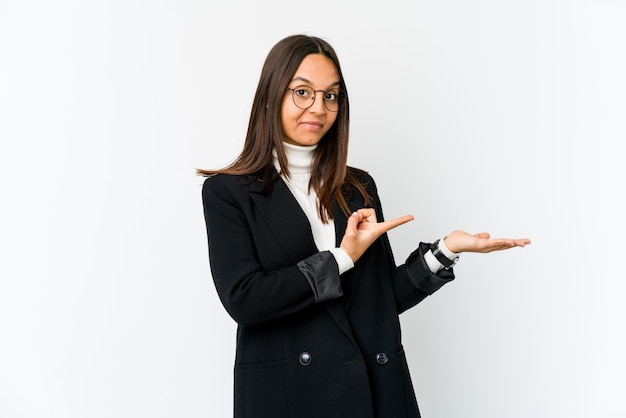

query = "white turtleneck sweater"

[{"left": 273, "top": 142, "right": 457, "bottom": 275}]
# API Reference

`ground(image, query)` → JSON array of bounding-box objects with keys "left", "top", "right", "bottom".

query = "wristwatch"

[{"left": 431, "top": 239, "right": 459, "bottom": 269}]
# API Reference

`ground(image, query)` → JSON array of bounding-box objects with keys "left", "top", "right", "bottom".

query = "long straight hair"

[{"left": 197, "top": 34, "right": 371, "bottom": 222}]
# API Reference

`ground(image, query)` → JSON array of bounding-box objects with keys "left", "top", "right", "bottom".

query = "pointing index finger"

[{"left": 381, "top": 214, "right": 414, "bottom": 232}]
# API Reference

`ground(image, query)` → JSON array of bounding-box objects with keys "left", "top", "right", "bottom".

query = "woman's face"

[{"left": 280, "top": 54, "right": 340, "bottom": 147}]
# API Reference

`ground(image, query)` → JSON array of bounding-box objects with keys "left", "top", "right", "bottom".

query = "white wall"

[{"left": 1, "top": 1, "right": 624, "bottom": 417}]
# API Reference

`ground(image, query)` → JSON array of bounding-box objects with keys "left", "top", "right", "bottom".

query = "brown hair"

[{"left": 196, "top": 34, "right": 371, "bottom": 222}]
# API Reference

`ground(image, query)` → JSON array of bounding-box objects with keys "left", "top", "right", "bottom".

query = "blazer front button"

[
  {"left": 375, "top": 352, "right": 389, "bottom": 365},
  {"left": 299, "top": 352, "right": 312, "bottom": 366}
]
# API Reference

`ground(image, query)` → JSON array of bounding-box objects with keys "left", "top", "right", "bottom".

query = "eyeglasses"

[{"left": 286, "top": 85, "right": 346, "bottom": 112}]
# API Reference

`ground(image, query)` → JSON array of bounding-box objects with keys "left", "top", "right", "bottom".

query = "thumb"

[{"left": 345, "top": 212, "right": 360, "bottom": 234}]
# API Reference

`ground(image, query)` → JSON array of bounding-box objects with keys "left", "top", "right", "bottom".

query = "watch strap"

[{"left": 431, "top": 239, "right": 459, "bottom": 269}]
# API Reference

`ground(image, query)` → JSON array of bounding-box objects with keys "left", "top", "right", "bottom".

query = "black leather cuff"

[{"left": 297, "top": 251, "right": 343, "bottom": 303}]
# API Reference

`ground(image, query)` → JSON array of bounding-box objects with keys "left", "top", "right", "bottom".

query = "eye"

[
  {"left": 294, "top": 87, "right": 312, "bottom": 98},
  {"left": 324, "top": 92, "right": 339, "bottom": 102}
]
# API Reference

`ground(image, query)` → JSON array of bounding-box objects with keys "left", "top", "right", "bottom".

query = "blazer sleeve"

[
  {"left": 367, "top": 174, "right": 455, "bottom": 314},
  {"left": 201, "top": 175, "right": 343, "bottom": 327}
]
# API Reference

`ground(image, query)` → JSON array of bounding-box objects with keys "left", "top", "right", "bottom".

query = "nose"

[{"left": 308, "top": 91, "right": 326, "bottom": 114}]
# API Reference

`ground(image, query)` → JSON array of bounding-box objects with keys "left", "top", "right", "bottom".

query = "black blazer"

[{"left": 202, "top": 168, "right": 454, "bottom": 418}]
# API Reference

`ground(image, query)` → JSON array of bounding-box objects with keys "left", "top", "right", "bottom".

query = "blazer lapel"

[{"left": 249, "top": 176, "right": 318, "bottom": 264}]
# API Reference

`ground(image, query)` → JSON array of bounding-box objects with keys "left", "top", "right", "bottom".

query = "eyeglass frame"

[{"left": 285, "top": 85, "right": 347, "bottom": 112}]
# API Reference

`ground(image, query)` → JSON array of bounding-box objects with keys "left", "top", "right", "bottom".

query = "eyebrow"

[{"left": 291, "top": 76, "right": 340, "bottom": 88}]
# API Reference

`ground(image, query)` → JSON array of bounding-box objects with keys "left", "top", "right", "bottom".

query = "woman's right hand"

[{"left": 340, "top": 208, "right": 414, "bottom": 262}]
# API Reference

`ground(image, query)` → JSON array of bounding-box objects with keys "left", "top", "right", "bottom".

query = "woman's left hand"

[
  {"left": 443, "top": 230, "right": 531, "bottom": 254},
  {"left": 340, "top": 208, "right": 414, "bottom": 262}
]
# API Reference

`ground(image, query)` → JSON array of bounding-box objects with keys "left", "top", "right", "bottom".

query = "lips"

[{"left": 300, "top": 121, "right": 323, "bottom": 131}]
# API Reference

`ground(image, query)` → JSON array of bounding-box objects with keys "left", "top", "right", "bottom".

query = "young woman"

[{"left": 199, "top": 34, "right": 530, "bottom": 418}]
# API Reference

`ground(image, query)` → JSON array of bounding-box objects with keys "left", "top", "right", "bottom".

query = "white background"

[{"left": 1, "top": 1, "right": 625, "bottom": 417}]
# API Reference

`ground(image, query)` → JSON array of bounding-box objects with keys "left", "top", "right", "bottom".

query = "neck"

[{"left": 274, "top": 142, "right": 317, "bottom": 175}]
